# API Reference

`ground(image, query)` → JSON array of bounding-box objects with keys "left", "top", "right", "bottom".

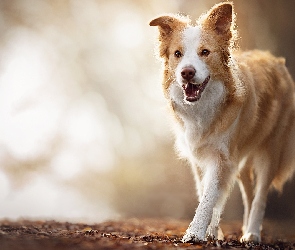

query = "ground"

[{"left": 1, "top": 218, "right": 295, "bottom": 250}]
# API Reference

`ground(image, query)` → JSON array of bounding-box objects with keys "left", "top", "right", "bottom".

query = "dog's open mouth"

[{"left": 182, "top": 76, "right": 210, "bottom": 102}]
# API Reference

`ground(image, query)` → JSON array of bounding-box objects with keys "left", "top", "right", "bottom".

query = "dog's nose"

[{"left": 181, "top": 67, "right": 196, "bottom": 81}]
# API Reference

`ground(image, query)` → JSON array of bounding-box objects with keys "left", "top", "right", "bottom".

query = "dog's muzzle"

[{"left": 181, "top": 67, "right": 210, "bottom": 102}]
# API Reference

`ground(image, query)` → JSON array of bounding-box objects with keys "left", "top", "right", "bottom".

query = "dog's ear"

[
  {"left": 150, "top": 15, "right": 189, "bottom": 58},
  {"left": 202, "top": 2, "right": 234, "bottom": 36},
  {"left": 149, "top": 15, "right": 188, "bottom": 36}
]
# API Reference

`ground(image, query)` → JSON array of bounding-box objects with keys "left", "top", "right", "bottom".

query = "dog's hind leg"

[
  {"left": 238, "top": 157, "right": 254, "bottom": 234},
  {"left": 240, "top": 154, "right": 273, "bottom": 243}
]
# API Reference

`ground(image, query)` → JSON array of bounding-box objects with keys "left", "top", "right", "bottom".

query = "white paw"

[
  {"left": 240, "top": 232, "right": 260, "bottom": 243},
  {"left": 182, "top": 231, "right": 201, "bottom": 243},
  {"left": 182, "top": 220, "right": 207, "bottom": 243},
  {"left": 206, "top": 226, "right": 224, "bottom": 240}
]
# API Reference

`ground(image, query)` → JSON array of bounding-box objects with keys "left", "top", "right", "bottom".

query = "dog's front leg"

[
  {"left": 206, "top": 207, "right": 224, "bottom": 240},
  {"left": 182, "top": 158, "right": 234, "bottom": 243},
  {"left": 182, "top": 179, "right": 219, "bottom": 242}
]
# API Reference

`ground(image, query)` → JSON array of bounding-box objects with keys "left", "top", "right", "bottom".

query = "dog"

[{"left": 150, "top": 2, "right": 295, "bottom": 243}]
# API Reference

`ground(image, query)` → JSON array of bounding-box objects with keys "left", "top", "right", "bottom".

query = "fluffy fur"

[{"left": 150, "top": 2, "right": 295, "bottom": 243}]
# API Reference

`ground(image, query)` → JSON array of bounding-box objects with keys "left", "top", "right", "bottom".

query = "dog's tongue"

[
  {"left": 182, "top": 76, "right": 210, "bottom": 102},
  {"left": 185, "top": 83, "right": 198, "bottom": 98}
]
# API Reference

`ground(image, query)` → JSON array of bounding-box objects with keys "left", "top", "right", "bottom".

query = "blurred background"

[{"left": 0, "top": 0, "right": 295, "bottom": 224}]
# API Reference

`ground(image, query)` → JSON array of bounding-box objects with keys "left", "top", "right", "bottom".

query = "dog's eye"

[
  {"left": 174, "top": 50, "right": 182, "bottom": 58},
  {"left": 201, "top": 49, "right": 210, "bottom": 56}
]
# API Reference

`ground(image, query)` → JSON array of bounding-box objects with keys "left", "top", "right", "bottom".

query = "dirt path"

[{"left": 0, "top": 218, "right": 294, "bottom": 249}]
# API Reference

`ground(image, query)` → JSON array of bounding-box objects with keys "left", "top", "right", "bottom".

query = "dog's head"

[{"left": 150, "top": 2, "right": 237, "bottom": 103}]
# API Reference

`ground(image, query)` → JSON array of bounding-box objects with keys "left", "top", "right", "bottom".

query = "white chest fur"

[{"left": 169, "top": 80, "right": 226, "bottom": 162}]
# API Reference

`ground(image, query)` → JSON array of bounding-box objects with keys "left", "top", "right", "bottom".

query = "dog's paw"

[
  {"left": 240, "top": 232, "right": 260, "bottom": 243},
  {"left": 182, "top": 232, "right": 201, "bottom": 243},
  {"left": 206, "top": 226, "right": 224, "bottom": 241}
]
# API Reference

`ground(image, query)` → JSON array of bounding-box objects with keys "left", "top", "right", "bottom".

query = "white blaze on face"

[{"left": 175, "top": 26, "right": 210, "bottom": 85}]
